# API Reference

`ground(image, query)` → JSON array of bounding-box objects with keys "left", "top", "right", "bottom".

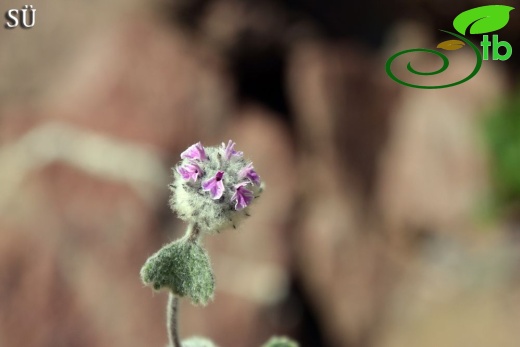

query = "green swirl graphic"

[{"left": 385, "top": 30, "right": 483, "bottom": 89}]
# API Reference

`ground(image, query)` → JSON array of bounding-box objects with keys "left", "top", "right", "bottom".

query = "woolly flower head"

[{"left": 169, "top": 140, "right": 263, "bottom": 232}]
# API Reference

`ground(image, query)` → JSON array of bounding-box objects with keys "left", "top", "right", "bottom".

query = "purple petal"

[
  {"left": 231, "top": 182, "right": 254, "bottom": 210},
  {"left": 181, "top": 142, "right": 207, "bottom": 161},
  {"left": 202, "top": 171, "right": 225, "bottom": 199},
  {"left": 221, "top": 140, "right": 243, "bottom": 160},
  {"left": 176, "top": 163, "right": 202, "bottom": 182},
  {"left": 238, "top": 163, "right": 260, "bottom": 185}
]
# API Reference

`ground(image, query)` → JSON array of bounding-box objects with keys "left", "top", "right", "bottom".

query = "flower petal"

[
  {"left": 221, "top": 140, "right": 243, "bottom": 160},
  {"left": 231, "top": 182, "right": 254, "bottom": 210},
  {"left": 181, "top": 142, "right": 207, "bottom": 161},
  {"left": 202, "top": 171, "right": 225, "bottom": 199},
  {"left": 176, "top": 163, "right": 203, "bottom": 182},
  {"left": 238, "top": 162, "right": 261, "bottom": 185}
]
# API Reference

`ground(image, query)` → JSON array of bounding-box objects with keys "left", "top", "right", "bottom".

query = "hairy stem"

[
  {"left": 167, "top": 293, "right": 181, "bottom": 347},
  {"left": 166, "top": 224, "right": 201, "bottom": 346},
  {"left": 187, "top": 223, "right": 200, "bottom": 244}
]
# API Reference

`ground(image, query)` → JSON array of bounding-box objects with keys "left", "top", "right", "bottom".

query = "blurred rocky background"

[{"left": 1, "top": 0, "right": 520, "bottom": 346}]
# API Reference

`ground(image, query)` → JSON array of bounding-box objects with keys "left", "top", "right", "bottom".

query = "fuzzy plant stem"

[
  {"left": 167, "top": 293, "right": 181, "bottom": 347},
  {"left": 187, "top": 223, "right": 201, "bottom": 244},
  {"left": 166, "top": 223, "right": 201, "bottom": 347}
]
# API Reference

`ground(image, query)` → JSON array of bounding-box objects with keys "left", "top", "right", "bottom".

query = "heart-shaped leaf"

[
  {"left": 140, "top": 239, "right": 215, "bottom": 305},
  {"left": 453, "top": 5, "right": 514, "bottom": 35},
  {"left": 437, "top": 39, "right": 465, "bottom": 51}
]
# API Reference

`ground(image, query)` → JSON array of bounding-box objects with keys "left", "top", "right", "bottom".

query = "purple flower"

[
  {"left": 221, "top": 140, "right": 243, "bottom": 160},
  {"left": 238, "top": 163, "right": 260, "bottom": 185},
  {"left": 181, "top": 142, "right": 207, "bottom": 161},
  {"left": 231, "top": 182, "right": 254, "bottom": 210},
  {"left": 176, "top": 163, "right": 203, "bottom": 182},
  {"left": 202, "top": 171, "right": 225, "bottom": 199}
]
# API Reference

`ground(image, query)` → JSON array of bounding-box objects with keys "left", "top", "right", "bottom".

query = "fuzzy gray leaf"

[{"left": 140, "top": 239, "right": 215, "bottom": 305}]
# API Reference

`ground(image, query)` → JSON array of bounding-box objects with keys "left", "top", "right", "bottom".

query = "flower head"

[
  {"left": 169, "top": 140, "right": 263, "bottom": 232},
  {"left": 181, "top": 142, "right": 207, "bottom": 161}
]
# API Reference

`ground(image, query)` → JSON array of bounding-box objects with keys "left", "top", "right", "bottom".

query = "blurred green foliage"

[
  {"left": 484, "top": 90, "right": 520, "bottom": 213},
  {"left": 261, "top": 336, "right": 299, "bottom": 347}
]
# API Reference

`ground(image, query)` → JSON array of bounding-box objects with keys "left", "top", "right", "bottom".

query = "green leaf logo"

[{"left": 453, "top": 5, "right": 514, "bottom": 35}]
